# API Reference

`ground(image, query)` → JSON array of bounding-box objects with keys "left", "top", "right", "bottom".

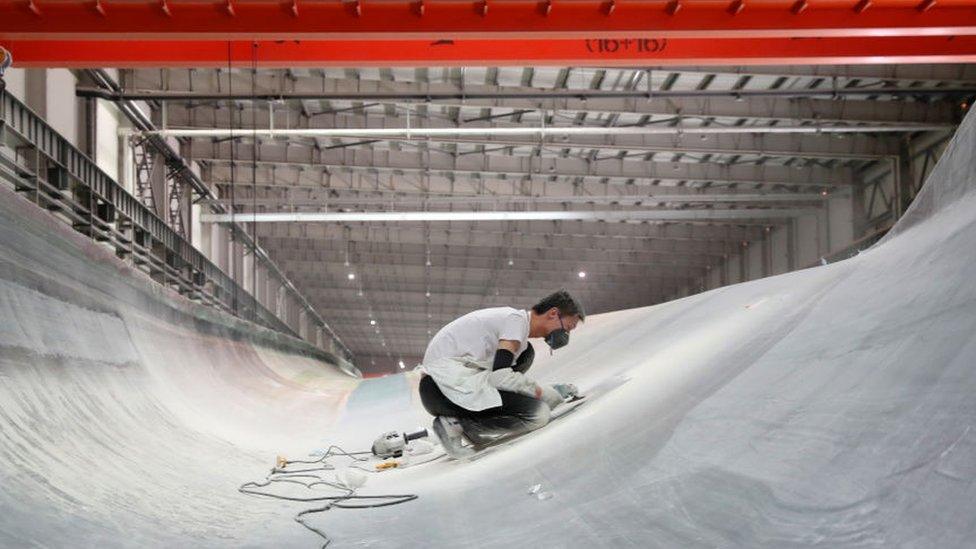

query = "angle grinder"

[{"left": 371, "top": 428, "right": 429, "bottom": 459}]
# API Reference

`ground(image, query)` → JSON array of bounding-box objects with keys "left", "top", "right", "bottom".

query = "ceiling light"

[
  {"left": 347, "top": 273, "right": 356, "bottom": 280},
  {"left": 578, "top": 271, "right": 587, "bottom": 278},
  {"left": 370, "top": 320, "right": 376, "bottom": 326},
  {"left": 398, "top": 360, "right": 406, "bottom": 369},
  {"left": 507, "top": 259, "right": 514, "bottom": 266},
  {"left": 425, "top": 291, "right": 431, "bottom": 298}
]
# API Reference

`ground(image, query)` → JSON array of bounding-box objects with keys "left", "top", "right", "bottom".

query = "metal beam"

[
  {"left": 87, "top": 83, "right": 976, "bottom": 105},
  {"left": 660, "top": 64, "right": 976, "bottom": 85},
  {"left": 220, "top": 138, "right": 854, "bottom": 184},
  {"left": 257, "top": 222, "right": 765, "bottom": 248},
  {"left": 11, "top": 36, "right": 976, "bottom": 66},
  {"left": 269, "top": 245, "right": 719, "bottom": 269},
  {"left": 209, "top": 180, "right": 834, "bottom": 208},
  {"left": 5, "top": 1, "right": 976, "bottom": 40},
  {"left": 141, "top": 81, "right": 959, "bottom": 126},
  {"left": 264, "top": 243, "right": 735, "bottom": 272},
  {"left": 276, "top": 252, "right": 712, "bottom": 276},
  {"left": 155, "top": 124, "right": 943, "bottom": 139},
  {"left": 204, "top": 165, "right": 847, "bottom": 201},
  {"left": 281, "top": 258, "right": 706, "bottom": 282},
  {"left": 157, "top": 102, "right": 902, "bottom": 160},
  {"left": 261, "top": 238, "right": 733, "bottom": 265},
  {"left": 202, "top": 207, "right": 808, "bottom": 224},
  {"left": 194, "top": 141, "right": 856, "bottom": 188},
  {"left": 203, "top": 192, "right": 828, "bottom": 210},
  {"left": 199, "top": 155, "right": 889, "bottom": 200},
  {"left": 287, "top": 236, "right": 724, "bottom": 260},
  {"left": 294, "top": 277, "right": 682, "bottom": 299},
  {"left": 209, "top": 134, "right": 892, "bottom": 162}
]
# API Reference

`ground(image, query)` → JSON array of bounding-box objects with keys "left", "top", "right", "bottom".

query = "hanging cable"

[
  {"left": 227, "top": 42, "right": 238, "bottom": 315},
  {"left": 251, "top": 41, "right": 259, "bottom": 323}
]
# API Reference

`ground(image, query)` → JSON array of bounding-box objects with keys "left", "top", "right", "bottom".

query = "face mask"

[{"left": 545, "top": 315, "right": 570, "bottom": 351}]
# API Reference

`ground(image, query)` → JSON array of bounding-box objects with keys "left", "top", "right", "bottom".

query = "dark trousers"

[{"left": 418, "top": 375, "right": 550, "bottom": 446}]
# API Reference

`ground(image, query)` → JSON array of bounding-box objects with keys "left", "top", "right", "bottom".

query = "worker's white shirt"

[
  {"left": 423, "top": 307, "right": 529, "bottom": 364},
  {"left": 419, "top": 307, "right": 531, "bottom": 411}
]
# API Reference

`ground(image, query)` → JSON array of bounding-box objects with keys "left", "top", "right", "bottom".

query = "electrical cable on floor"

[{"left": 238, "top": 445, "right": 420, "bottom": 548}]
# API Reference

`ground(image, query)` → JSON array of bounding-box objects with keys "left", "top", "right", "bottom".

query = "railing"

[
  {"left": 0, "top": 87, "right": 351, "bottom": 362},
  {"left": 84, "top": 69, "right": 351, "bottom": 363}
]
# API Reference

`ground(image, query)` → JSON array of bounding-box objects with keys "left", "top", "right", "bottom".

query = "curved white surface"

[{"left": 2, "top": 111, "right": 976, "bottom": 547}]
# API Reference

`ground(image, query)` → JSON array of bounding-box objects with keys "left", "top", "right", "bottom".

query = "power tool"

[{"left": 371, "top": 428, "right": 429, "bottom": 459}]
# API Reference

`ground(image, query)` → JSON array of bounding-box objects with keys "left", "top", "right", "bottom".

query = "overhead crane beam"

[{"left": 3, "top": 1, "right": 976, "bottom": 40}]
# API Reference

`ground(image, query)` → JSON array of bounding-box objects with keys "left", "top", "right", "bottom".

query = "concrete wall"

[
  {"left": 191, "top": 204, "right": 205, "bottom": 251},
  {"left": 679, "top": 130, "right": 952, "bottom": 302},
  {"left": 826, "top": 194, "right": 854, "bottom": 255},
  {"left": 680, "top": 191, "right": 857, "bottom": 297},
  {"left": 212, "top": 224, "right": 229, "bottom": 272},
  {"left": 46, "top": 69, "right": 81, "bottom": 148},
  {"left": 255, "top": 266, "right": 268, "bottom": 306},
  {"left": 3, "top": 68, "right": 26, "bottom": 101},
  {"left": 770, "top": 226, "right": 790, "bottom": 275},
  {"left": 795, "top": 214, "right": 822, "bottom": 268},
  {"left": 95, "top": 99, "right": 124, "bottom": 181},
  {"left": 727, "top": 249, "right": 742, "bottom": 284},
  {"left": 748, "top": 242, "right": 763, "bottom": 279}
]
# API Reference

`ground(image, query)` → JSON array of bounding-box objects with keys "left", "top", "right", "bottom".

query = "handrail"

[{"left": 0, "top": 86, "right": 352, "bottom": 364}]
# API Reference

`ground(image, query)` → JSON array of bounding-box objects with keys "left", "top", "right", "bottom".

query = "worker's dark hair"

[{"left": 532, "top": 289, "right": 585, "bottom": 321}]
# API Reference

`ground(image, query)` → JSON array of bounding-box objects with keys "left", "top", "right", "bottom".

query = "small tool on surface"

[{"left": 371, "top": 428, "right": 429, "bottom": 459}]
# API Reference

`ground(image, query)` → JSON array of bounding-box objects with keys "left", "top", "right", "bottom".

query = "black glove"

[
  {"left": 513, "top": 342, "right": 535, "bottom": 374},
  {"left": 492, "top": 348, "right": 515, "bottom": 371}
]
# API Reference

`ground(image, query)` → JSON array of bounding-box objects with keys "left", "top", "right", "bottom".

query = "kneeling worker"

[{"left": 417, "top": 290, "right": 583, "bottom": 458}]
